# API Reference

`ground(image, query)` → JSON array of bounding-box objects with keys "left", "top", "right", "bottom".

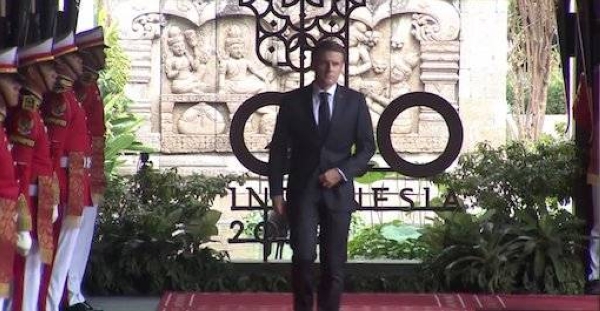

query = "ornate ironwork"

[{"left": 239, "top": 0, "right": 366, "bottom": 86}]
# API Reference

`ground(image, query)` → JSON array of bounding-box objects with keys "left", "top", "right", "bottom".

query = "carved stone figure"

[
  {"left": 177, "top": 102, "right": 226, "bottom": 134},
  {"left": 246, "top": 105, "right": 277, "bottom": 136},
  {"left": 183, "top": 29, "right": 212, "bottom": 91},
  {"left": 164, "top": 26, "right": 202, "bottom": 94},
  {"left": 218, "top": 25, "right": 271, "bottom": 94},
  {"left": 362, "top": 49, "right": 419, "bottom": 133},
  {"left": 347, "top": 21, "right": 374, "bottom": 78}
]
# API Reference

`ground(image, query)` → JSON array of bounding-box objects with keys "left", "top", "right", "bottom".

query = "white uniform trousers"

[
  {"left": 0, "top": 297, "right": 6, "bottom": 311},
  {"left": 42, "top": 219, "right": 80, "bottom": 311},
  {"left": 589, "top": 183, "right": 600, "bottom": 281},
  {"left": 9, "top": 240, "right": 42, "bottom": 311},
  {"left": 66, "top": 206, "right": 97, "bottom": 305}
]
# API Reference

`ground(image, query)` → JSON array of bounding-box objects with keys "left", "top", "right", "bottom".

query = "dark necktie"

[{"left": 318, "top": 92, "right": 330, "bottom": 138}]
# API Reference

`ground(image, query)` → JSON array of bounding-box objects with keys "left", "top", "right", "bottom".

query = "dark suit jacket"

[{"left": 269, "top": 84, "right": 375, "bottom": 211}]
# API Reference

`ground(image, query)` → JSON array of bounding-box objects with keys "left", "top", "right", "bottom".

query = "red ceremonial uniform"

[
  {"left": 0, "top": 111, "right": 19, "bottom": 298},
  {"left": 43, "top": 82, "right": 91, "bottom": 226},
  {"left": 74, "top": 78, "right": 105, "bottom": 202},
  {"left": 7, "top": 88, "right": 56, "bottom": 264},
  {"left": 0, "top": 46, "right": 20, "bottom": 299}
]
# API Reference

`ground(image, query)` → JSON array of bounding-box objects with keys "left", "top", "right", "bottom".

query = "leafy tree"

[
  {"left": 508, "top": 0, "right": 559, "bottom": 140},
  {"left": 97, "top": 8, "right": 153, "bottom": 177}
]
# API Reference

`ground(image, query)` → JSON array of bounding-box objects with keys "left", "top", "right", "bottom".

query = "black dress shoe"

[
  {"left": 65, "top": 302, "right": 103, "bottom": 311},
  {"left": 585, "top": 279, "right": 600, "bottom": 295}
]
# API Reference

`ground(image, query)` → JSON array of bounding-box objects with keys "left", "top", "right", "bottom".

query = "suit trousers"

[{"left": 289, "top": 180, "right": 351, "bottom": 311}]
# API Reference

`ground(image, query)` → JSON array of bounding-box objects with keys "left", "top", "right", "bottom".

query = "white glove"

[
  {"left": 52, "top": 204, "right": 59, "bottom": 223},
  {"left": 16, "top": 231, "right": 32, "bottom": 256}
]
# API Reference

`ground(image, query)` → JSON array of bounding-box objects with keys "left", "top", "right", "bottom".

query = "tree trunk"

[{"left": 509, "top": 0, "right": 556, "bottom": 140}]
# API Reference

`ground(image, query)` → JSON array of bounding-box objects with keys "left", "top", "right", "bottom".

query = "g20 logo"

[{"left": 230, "top": 91, "right": 464, "bottom": 178}]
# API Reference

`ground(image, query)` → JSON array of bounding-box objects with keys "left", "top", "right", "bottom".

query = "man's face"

[
  {"left": 0, "top": 75, "right": 23, "bottom": 107},
  {"left": 91, "top": 47, "right": 107, "bottom": 70},
  {"left": 312, "top": 50, "right": 344, "bottom": 89},
  {"left": 38, "top": 61, "right": 58, "bottom": 92},
  {"left": 54, "top": 53, "right": 83, "bottom": 81}
]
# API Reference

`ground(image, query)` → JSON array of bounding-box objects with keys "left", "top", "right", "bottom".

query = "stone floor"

[{"left": 88, "top": 296, "right": 161, "bottom": 311}]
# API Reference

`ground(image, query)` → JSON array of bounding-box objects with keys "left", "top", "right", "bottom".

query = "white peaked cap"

[
  {"left": 18, "top": 38, "right": 54, "bottom": 67},
  {"left": 0, "top": 47, "right": 18, "bottom": 73},
  {"left": 53, "top": 32, "right": 78, "bottom": 58},
  {"left": 76, "top": 26, "right": 108, "bottom": 49}
]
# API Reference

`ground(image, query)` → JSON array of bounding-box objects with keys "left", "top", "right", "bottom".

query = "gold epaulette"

[{"left": 21, "top": 94, "right": 41, "bottom": 112}]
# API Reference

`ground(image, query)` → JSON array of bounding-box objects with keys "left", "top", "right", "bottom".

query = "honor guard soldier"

[
  {"left": 64, "top": 26, "right": 108, "bottom": 311},
  {"left": 39, "top": 32, "right": 90, "bottom": 311},
  {"left": 0, "top": 47, "right": 24, "bottom": 311},
  {"left": 7, "top": 37, "right": 58, "bottom": 311}
]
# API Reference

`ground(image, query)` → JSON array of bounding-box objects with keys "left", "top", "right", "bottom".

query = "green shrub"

[
  {"left": 86, "top": 168, "right": 245, "bottom": 294},
  {"left": 419, "top": 138, "right": 586, "bottom": 294},
  {"left": 98, "top": 13, "right": 153, "bottom": 177},
  {"left": 348, "top": 220, "right": 427, "bottom": 260}
]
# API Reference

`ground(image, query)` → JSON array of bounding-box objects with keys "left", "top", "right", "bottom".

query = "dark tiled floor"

[{"left": 88, "top": 297, "right": 161, "bottom": 311}]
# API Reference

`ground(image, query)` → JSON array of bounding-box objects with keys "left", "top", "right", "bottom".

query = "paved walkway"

[{"left": 88, "top": 297, "right": 161, "bottom": 311}]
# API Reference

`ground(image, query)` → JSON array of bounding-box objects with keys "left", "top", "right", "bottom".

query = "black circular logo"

[
  {"left": 230, "top": 91, "right": 463, "bottom": 178},
  {"left": 376, "top": 92, "right": 463, "bottom": 178},
  {"left": 229, "top": 92, "right": 285, "bottom": 176}
]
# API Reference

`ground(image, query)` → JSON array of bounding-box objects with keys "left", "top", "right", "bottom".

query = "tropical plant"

[
  {"left": 348, "top": 220, "right": 427, "bottom": 260},
  {"left": 420, "top": 138, "right": 586, "bottom": 294},
  {"left": 432, "top": 139, "right": 580, "bottom": 222},
  {"left": 86, "top": 168, "right": 246, "bottom": 294},
  {"left": 97, "top": 10, "right": 153, "bottom": 177}
]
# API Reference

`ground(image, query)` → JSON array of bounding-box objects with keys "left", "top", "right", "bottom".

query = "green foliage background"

[
  {"left": 419, "top": 138, "right": 586, "bottom": 294},
  {"left": 86, "top": 168, "right": 246, "bottom": 294},
  {"left": 97, "top": 11, "right": 153, "bottom": 177}
]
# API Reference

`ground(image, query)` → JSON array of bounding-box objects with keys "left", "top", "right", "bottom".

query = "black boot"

[
  {"left": 64, "top": 301, "right": 104, "bottom": 311},
  {"left": 584, "top": 280, "right": 600, "bottom": 295}
]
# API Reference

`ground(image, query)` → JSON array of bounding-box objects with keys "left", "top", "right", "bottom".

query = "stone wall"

[{"left": 110, "top": 0, "right": 508, "bottom": 175}]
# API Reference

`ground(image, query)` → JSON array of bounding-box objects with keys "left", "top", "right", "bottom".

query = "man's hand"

[
  {"left": 52, "top": 204, "right": 58, "bottom": 223},
  {"left": 319, "top": 168, "right": 343, "bottom": 189},
  {"left": 272, "top": 195, "right": 286, "bottom": 216},
  {"left": 16, "top": 231, "right": 32, "bottom": 256}
]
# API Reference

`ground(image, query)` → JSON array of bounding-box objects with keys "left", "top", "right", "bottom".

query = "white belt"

[
  {"left": 29, "top": 184, "right": 38, "bottom": 196},
  {"left": 60, "top": 156, "right": 92, "bottom": 169}
]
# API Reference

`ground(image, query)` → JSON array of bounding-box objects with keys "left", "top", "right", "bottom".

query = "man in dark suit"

[{"left": 269, "top": 39, "right": 376, "bottom": 311}]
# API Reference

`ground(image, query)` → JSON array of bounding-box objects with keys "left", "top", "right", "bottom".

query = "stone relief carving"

[
  {"left": 218, "top": 25, "right": 273, "bottom": 94},
  {"left": 162, "top": 26, "right": 211, "bottom": 94},
  {"left": 143, "top": 0, "right": 460, "bottom": 153},
  {"left": 177, "top": 102, "right": 226, "bottom": 134},
  {"left": 347, "top": 21, "right": 375, "bottom": 79},
  {"left": 132, "top": 13, "right": 165, "bottom": 39}
]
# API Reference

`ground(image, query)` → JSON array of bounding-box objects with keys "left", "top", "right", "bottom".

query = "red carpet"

[{"left": 157, "top": 292, "right": 600, "bottom": 311}]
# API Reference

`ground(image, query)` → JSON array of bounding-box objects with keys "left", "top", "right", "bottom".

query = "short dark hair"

[{"left": 312, "top": 39, "right": 345, "bottom": 61}]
